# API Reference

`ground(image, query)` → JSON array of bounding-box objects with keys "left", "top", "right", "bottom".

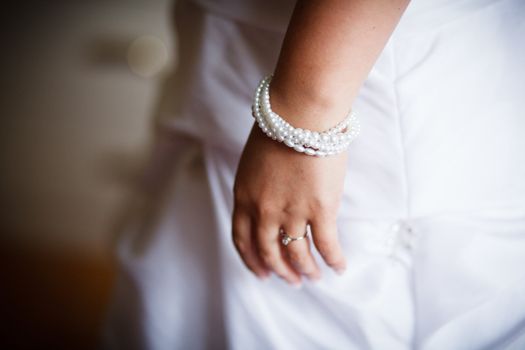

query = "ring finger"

[
  {"left": 281, "top": 222, "right": 321, "bottom": 281},
  {"left": 255, "top": 219, "right": 302, "bottom": 286}
]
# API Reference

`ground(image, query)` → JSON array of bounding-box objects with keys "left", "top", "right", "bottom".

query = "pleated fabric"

[{"left": 103, "top": 0, "right": 525, "bottom": 349}]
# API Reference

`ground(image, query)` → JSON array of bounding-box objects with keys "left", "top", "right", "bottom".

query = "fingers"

[
  {"left": 255, "top": 218, "right": 302, "bottom": 286},
  {"left": 281, "top": 223, "right": 321, "bottom": 281},
  {"left": 310, "top": 217, "right": 347, "bottom": 274},
  {"left": 233, "top": 203, "right": 346, "bottom": 284},
  {"left": 232, "top": 209, "right": 270, "bottom": 279}
]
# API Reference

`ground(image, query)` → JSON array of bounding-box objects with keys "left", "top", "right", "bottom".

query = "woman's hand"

[
  {"left": 232, "top": 124, "right": 348, "bottom": 286},
  {"left": 231, "top": 0, "right": 409, "bottom": 287}
]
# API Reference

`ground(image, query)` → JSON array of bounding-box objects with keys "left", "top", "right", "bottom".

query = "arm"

[
  {"left": 233, "top": 0, "right": 410, "bottom": 286},
  {"left": 272, "top": 0, "right": 409, "bottom": 130}
]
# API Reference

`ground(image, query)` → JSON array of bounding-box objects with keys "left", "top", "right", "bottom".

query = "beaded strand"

[{"left": 252, "top": 75, "right": 360, "bottom": 157}]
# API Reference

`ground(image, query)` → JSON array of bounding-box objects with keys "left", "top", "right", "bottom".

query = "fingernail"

[{"left": 335, "top": 268, "right": 346, "bottom": 276}]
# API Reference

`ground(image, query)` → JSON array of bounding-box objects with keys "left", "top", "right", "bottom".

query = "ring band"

[{"left": 279, "top": 227, "right": 308, "bottom": 246}]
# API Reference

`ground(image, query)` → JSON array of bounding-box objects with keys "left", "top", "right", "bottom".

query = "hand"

[{"left": 232, "top": 124, "right": 348, "bottom": 286}]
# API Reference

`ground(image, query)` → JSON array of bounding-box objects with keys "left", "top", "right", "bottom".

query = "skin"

[{"left": 233, "top": 0, "right": 411, "bottom": 286}]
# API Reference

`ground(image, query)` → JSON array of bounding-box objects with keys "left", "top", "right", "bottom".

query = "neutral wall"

[{"left": 0, "top": 0, "right": 176, "bottom": 259}]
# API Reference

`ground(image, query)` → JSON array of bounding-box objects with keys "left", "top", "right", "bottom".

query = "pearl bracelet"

[{"left": 252, "top": 75, "right": 360, "bottom": 157}]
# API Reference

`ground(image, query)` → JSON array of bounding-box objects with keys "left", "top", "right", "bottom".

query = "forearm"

[{"left": 270, "top": 0, "right": 410, "bottom": 130}]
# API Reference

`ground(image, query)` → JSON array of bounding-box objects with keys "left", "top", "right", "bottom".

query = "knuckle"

[
  {"left": 281, "top": 204, "right": 304, "bottom": 218},
  {"left": 316, "top": 207, "right": 338, "bottom": 222},
  {"left": 309, "top": 197, "right": 325, "bottom": 211},
  {"left": 310, "top": 204, "right": 339, "bottom": 223},
  {"left": 310, "top": 196, "right": 337, "bottom": 211},
  {"left": 255, "top": 202, "right": 277, "bottom": 219}
]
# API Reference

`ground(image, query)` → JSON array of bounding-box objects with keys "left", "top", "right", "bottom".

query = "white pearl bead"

[
  {"left": 304, "top": 130, "right": 312, "bottom": 139},
  {"left": 304, "top": 148, "right": 316, "bottom": 156},
  {"left": 284, "top": 139, "right": 295, "bottom": 148},
  {"left": 294, "top": 145, "right": 305, "bottom": 153}
]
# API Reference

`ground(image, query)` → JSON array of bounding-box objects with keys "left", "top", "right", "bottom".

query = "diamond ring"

[{"left": 279, "top": 227, "right": 308, "bottom": 246}]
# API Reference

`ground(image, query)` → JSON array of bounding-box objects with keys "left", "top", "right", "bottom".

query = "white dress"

[{"left": 103, "top": 0, "right": 525, "bottom": 349}]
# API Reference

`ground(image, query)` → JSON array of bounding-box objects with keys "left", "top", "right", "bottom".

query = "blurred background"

[{"left": 0, "top": 1, "right": 176, "bottom": 348}]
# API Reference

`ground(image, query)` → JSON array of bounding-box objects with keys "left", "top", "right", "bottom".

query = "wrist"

[
  {"left": 269, "top": 74, "right": 354, "bottom": 131},
  {"left": 252, "top": 75, "right": 360, "bottom": 157}
]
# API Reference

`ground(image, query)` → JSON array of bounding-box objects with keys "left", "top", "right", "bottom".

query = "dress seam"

[
  {"left": 388, "top": 40, "right": 411, "bottom": 219},
  {"left": 389, "top": 37, "right": 417, "bottom": 350}
]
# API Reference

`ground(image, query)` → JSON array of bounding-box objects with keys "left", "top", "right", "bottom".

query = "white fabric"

[
  {"left": 191, "top": 0, "right": 295, "bottom": 31},
  {"left": 104, "top": 0, "right": 525, "bottom": 349}
]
